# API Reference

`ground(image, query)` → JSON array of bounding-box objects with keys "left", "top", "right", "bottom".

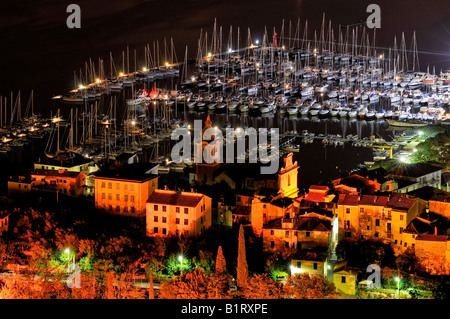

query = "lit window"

[
  {"left": 130, "top": 184, "right": 135, "bottom": 191},
  {"left": 108, "top": 194, "right": 112, "bottom": 200},
  {"left": 101, "top": 182, "right": 105, "bottom": 188},
  {"left": 108, "top": 182, "right": 112, "bottom": 189}
]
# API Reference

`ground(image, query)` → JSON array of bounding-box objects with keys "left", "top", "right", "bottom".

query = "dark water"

[{"left": 0, "top": 0, "right": 449, "bottom": 113}]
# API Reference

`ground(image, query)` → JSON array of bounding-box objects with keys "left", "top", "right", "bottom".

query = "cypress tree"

[
  {"left": 236, "top": 224, "right": 248, "bottom": 288},
  {"left": 215, "top": 246, "right": 226, "bottom": 275}
]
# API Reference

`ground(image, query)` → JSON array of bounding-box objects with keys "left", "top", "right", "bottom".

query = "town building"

[
  {"left": 30, "top": 169, "right": 87, "bottom": 197},
  {"left": 146, "top": 189, "right": 212, "bottom": 237},
  {"left": 94, "top": 163, "right": 159, "bottom": 217},
  {"left": 0, "top": 212, "right": 9, "bottom": 235},
  {"left": 389, "top": 163, "right": 443, "bottom": 193}
]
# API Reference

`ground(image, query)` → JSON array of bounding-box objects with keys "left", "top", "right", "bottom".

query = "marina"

[{"left": 0, "top": 17, "right": 449, "bottom": 186}]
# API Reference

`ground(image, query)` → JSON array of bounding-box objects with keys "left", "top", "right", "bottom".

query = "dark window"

[
  {"left": 162, "top": 228, "right": 167, "bottom": 235},
  {"left": 162, "top": 206, "right": 167, "bottom": 212},
  {"left": 313, "top": 263, "right": 318, "bottom": 270},
  {"left": 162, "top": 217, "right": 167, "bottom": 223},
  {"left": 341, "top": 276, "right": 346, "bottom": 284},
  {"left": 270, "top": 230, "right": 274, "bottom": 236},
  {"left": 184, "top": 208, "right": 189, "bottom": 214},
  {"left": 270, "top": 241, "right": 275, "bottom": 248},
  {"left": 375, "top": 219, "right": 380, "bottom": 226},
  {"left": 176, "top": 207, "right": 180, "bottom": 213},
  {"left": 184, "top": 219, "right": 189, "bottom": 225},
  {"left": 176, "top": 218, "right": 180, "bottom": 224},
  {"left": 154, "top": 205, "right": 158, "bottom": 211},
  {"left": 305, "top": 231, "right": 310, "bottom": 237},
  {"left": 154, "top": 216, "right": 158, "bottom": 222},
  {"left": 296, "top": 262, "right": 301, "bottom": 268},
  {"left": 154, "top": 227, "right": 158, "bottom": 234}
]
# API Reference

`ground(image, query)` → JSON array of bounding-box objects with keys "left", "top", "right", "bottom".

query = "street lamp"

[
  {"left": 394, "top": 276, "right": 400, "bottom": 298},
  {"left": 64, "top": 248, "right": 70, "bottom": 270},
  {"left": 178, "top": 255, "right": 183, "bottom": 276}
]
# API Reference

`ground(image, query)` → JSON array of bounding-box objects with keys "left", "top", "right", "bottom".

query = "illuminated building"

[
  {"left": 94, "top": 163, "right": 159, "bottom": 217},
  {"left": 0, "top": 212, "right": 9, "bottom": 235},
  {"left": 30, "top": 169, "right": 87, "bottom": 197},
  {"left": 146, "top": 189, "right": 212, "bottom": 237}
]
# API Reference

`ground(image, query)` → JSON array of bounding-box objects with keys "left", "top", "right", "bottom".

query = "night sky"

[{"left": 0, "top": 0, "right": 449, "bottom": 114}]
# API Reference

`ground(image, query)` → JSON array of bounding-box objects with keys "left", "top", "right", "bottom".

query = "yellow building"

[
  {"left": 94, "top": 164, "right": 159, "bottom": 217},
  {"left": 333, "top": 270, "right": 357, "bottom": 295},
  {"left": 262, "top": 211, "right": 332, "bottom": 251},
  {"left": 146, "top": 189, "right": 212, "bottom": 237},
  {"left": 8, "top": 175, "right": 32, "bottom": 195},
  {"left": 290, "top": 250, "right": 329, "bottom": 276}
]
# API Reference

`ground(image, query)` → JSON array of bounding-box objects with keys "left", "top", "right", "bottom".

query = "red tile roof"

[
  {"left": 147, "top": 190, "right": 204, "bottom": 207},
  {"left": 386, "top": 196, "right": 417, "bottom": 210},
  {"left": 31, "top": 169, "right": 82, "bottom": 179},
  {"left": 359, "top": 195, "right": 389, "bottom": 206},
  {"left": 337, "top": 194, "right": 360, "bottom": 206},
  {"left": 309, "top": 185, "right": 329, "bottom": 191},
  {"left": 416, "top": 234, "right": 449, "bottom": 242}
]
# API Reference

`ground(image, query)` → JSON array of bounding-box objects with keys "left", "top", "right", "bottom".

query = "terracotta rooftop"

[
  {"left": 337, "top": 194, "right": 360, "bottom": 206},
  {"left": 386, "top": 196, "right": 417, "bottom": 210},
  {"left": 147, "top": 190, "right": 204, "bottom": 207},
  {"left": 31, "top": 169, "right": 82, "bottom": 178},
  {"left": 416, "top": 234, "right": 449, "bottom": 242},
  {"left": 359, "top": 195, "right": 389, "bottom": 206}
]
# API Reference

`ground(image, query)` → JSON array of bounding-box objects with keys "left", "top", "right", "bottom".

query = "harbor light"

[
  {"left": 207, "top": 52, "right": 212, "bottom": 58},
  {"left": 418, "top": 131, "right": 423, "bottom": 136},
  {"left": 255, "top": 39, "right": 259, "bottom": 45},
  {"left": 228, "top": 48, "right": 233, "bottom": 53},
  {"left": 96, "top": 78, "right": 101, "bottom": 83},
  {"left": 131, "top": 120, "right": 136, "bottom": 126},
  {"left": 119, "top": 72, "right": 124, "bottom": 77},
  {"left": 142, "top": 67, "right": 147, "bottom": 72},
  {"left": 191, "top": 76, "right": 196, "bottom": 82},
  {"left": 165, "top": 62, "right": 170, "bottom": 67},
  {"left": 413, "top": 148, "right": 417, "bottom": 152},
  {"left": 379, "top": 54, "right": 383, "bottom": 59},
  {"left": 79, "top": 84, "right": 85, "bottom": 89}
]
